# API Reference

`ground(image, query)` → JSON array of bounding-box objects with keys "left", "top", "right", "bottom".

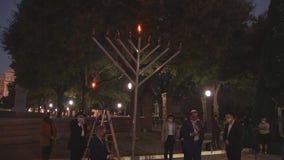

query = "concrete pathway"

[{"left": 0, "top": 131, "right": 281, "bottom": 160}]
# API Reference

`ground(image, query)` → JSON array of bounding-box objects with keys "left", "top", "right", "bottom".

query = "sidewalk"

[{"left": 0, "top": 131, "right": 281, "bottom": 160}]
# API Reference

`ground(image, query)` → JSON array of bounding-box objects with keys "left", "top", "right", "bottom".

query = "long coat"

[
  {"left": 223, "top": 121, "right": 243, "bottom": 160},
  {"left": 89, "top": 135, "right": 109, "bottom": 160},
  {"left": 68, "top": 119, "right": 87, "bottom": 151},
  {"left": 40, "top": 119, "right": 57, "bottom": 146}
]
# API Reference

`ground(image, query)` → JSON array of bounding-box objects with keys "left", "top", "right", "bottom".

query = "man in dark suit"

[
  {"left": 223, "top": 112, "right": 243, "bottom": 160},
  {"left": 89, "top": 125, "right": 113, "bottom": 160},
  {"left": 68, "top": 112, "right": 87, "bottom": 160},
  {"left": 180, "top": 109, "right": 203, "bottom": 160}
]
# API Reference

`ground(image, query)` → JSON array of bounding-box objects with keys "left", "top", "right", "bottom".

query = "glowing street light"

[
  {"left": 127, "top": 83, "right": 133, "bottom": 90},
  {"left": 205, "top": 90, "right": 212, "bottom": 97},
  {"left": 117, "top": 103, "right": 122, "bottom": 109},
  {"left": 91, "top": 80, "right": 96, "bottom": 88},
  {"left": 68, "top": 100, "right": 74, "bottom": 105},
  {"left": 66, "top": 107, "right": 70, "bottom": 111},
  {"left": 49, "top": 103, "right": 53, "bottom": 108}
]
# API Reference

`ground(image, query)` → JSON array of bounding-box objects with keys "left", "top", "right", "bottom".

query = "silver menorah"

[{"left": 92, "top": 25, "right": 181, "bottom": 160}]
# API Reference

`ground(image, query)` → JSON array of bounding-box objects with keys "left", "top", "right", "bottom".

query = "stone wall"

[{"left": 0, "top": 116, "right": 132, "bottom": 145}]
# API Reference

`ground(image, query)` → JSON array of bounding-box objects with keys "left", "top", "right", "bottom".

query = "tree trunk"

[
  {"left": 81, "top": 86, "right": 87, "bottom": 112},
  {"left": 81, "top": 66, "right": 88, "bottom": 112},
  {"left": 56, "top": 89, "right": 65, "bottom": 118},
  {"left": 161, "top": 92, "right": 167, "bottom": 120},
  {"left": 213, "top": 83, "right": 221, "bottom": 115}
]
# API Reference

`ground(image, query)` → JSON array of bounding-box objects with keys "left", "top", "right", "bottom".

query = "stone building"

[{"left": 0, "top": 69, "right": 15, "bottom": 98}]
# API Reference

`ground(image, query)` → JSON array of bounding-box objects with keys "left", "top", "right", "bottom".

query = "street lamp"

[
  {"left": 49, "top": 103, "right": 53, "bottom": 108},
  {"left": 91, "top": 80, "right": 96, "bottom": 89},
  {"left": 68, "top": 100, "right": 74, "bottom": 105},
  {"left": 117, "top": 103, "right": 123, "bottom": 115},
  {"left": 127, "top": 82, "right": 133, "bottom": 90},
  {"left": 205, "top": 90, "right": 212, "bottom": 97},
  {"left": 202, "top": 89, "right": 212, "bottom": 133},
  {"left": 117, "top": 103, "right": 122, "bottom": 109}
]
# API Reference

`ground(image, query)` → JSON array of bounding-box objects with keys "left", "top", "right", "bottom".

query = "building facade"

[{"left": 0, "top": 69, "right": 15, "bottom": 98}]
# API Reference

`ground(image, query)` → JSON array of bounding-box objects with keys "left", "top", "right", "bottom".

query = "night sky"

[{"left": 0, "top": 0, "right": 271, "bottom": 74}]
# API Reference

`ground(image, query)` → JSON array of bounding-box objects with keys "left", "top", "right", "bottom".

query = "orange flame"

[{"left": 137, "top": 24, "right": 142, "bottom": 33}]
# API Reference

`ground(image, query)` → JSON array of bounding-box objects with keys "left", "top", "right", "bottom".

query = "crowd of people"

[
  {"left": 161, "top": 109, "right": 277, "bottom": 160},
  {"left": 39, "top": 109, "right": 282, "bottom": 160}
]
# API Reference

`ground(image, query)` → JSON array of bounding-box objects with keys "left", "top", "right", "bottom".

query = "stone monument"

[{"left": 14, "top": 85, "right": 27, "bottom": 112}]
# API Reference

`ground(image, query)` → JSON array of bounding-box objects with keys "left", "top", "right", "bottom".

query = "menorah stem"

[{"left": 131, "top": 37, "right": 141, "bottom": 159}]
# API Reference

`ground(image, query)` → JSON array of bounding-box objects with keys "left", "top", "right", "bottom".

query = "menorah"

[{"left": 92, "top": 25, "right": 181, "bottom": 160}]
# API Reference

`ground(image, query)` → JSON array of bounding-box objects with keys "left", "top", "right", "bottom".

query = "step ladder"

[{"left": 82, "top": 110, "right": 120, "bottom": 160}]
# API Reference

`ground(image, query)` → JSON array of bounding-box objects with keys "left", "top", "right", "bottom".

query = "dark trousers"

[
  {"left": 41, "top": 145, "right": 52, "bottom": 160},
  {"left": 183, "top": 141, "right": 201, "bottom": 160},
  {"left": 70, "top": 148, "right": 84, "bottom": 160},
  {"left": 164, "top": 135, "right": 175, "bottom": 160},
  {"left": 226, "top": 147, "right": 241, "bottom": 160},
  {"left": 282, "top": 142, "right": 284, "bottom": 160},
  {"left": 41, "top": 140, "right": 53, "bottom": 160},
  {"left": 212, "top": 131, "right": 221, "bottom": 148}
]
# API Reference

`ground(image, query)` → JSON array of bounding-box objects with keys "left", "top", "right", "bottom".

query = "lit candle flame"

[{"left": 137, "top": 24, "right": 142, "bottom": 33}]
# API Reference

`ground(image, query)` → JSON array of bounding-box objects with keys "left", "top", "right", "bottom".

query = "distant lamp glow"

[
  {"left": 47, "top": 109, "right": 50, "bottom": 113},
  {"left": 39, "top": 106, "right": 42, "bottom": 109},
  {"left": 205, "top": 90, "right": 212, "bottom": 97},
  {"left": 28, "top": 108, "right": 32, "bottom": 112},
  {"left": 127, "top": 83, "right": 133, "bottom": 90},
  {"left": 55, "top": 108, "right": 58, "bottom": 112},
  {"left": 91, "top": 81, "right": 96, "bottom": 88},
  {"left": 117, "top": 103, "right": 122, "bottom": 109},
  {"left": 49, "top": 103, "right": 53, "bottom": 108},
  {"left": 66, "top": 107, "right": 70, "bottom": 111},
  {"left": 137, "top": 24, "right": 142, "bottom": 33},
  {"left": 68, "top": 100, "right": 74, "bottom": 105}
]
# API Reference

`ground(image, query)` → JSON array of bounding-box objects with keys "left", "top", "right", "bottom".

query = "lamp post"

[
  {"left": 202, "top": 90, "right": 212, "bottom": 132},
  {"left": 68, "top": 100, "right": 74, "bottom": 105},
  {"left": 125, "top": 83, "right": 133, "bottom": 115},
  {"left": 117, "top": 102, "right": 122, "bottom": 115},
  {"left": 92, "top": 25, "right": 181, "bottom": 159},
  {"left": 127, "top": 82, "right": 133, "bottom": 90}
]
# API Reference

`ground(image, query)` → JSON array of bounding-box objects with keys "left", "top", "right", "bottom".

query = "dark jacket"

[
  {"left": 180, "top": 120, "right": 203, "bottom": 147},
  {"left": 40, "top": 119, "right": 57, "bottom": 146},
  {"left": 89, "top": 135, "right": 109, "bottom": 160},
  {"left": 223, "top": 120, "right": 243, "bottom": 152},
  {"left": 68, "top": 119, "right": 87, "bottom": 151}
]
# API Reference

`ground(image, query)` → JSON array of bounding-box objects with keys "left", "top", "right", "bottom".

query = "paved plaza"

[{"left": 0, "top": 131, "right": 282, "bottom": 160}]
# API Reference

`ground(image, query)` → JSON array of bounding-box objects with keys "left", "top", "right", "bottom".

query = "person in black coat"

[
  {"left": 180, "top": 109, "right": 203, "bottom": 160},
  {"left": 89, "top": 125, "right": 113, "bottom": 160},
  {"left": 68, "top": 112, "right": 87, "bottom": 160},
  {"left": 223, "top": 112, "right": 243, "bottom": 160}
]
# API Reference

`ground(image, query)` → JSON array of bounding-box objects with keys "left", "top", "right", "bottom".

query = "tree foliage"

[
  {"left": 2, "top": 0, "right": 265, "bottom": 118},
  {"left": 2, "top": 0, "right": 138, "bottom": 114},
  {"left": 255, "top": 0, "right": 284, "bottom": 119}
]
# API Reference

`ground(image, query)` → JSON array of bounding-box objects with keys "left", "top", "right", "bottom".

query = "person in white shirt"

[
  {"left": 258, "top": 116, "right": 270, "bottom": 154},
  {"left": 161, "top": 115, "right": 177, "bottom": 160}
]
